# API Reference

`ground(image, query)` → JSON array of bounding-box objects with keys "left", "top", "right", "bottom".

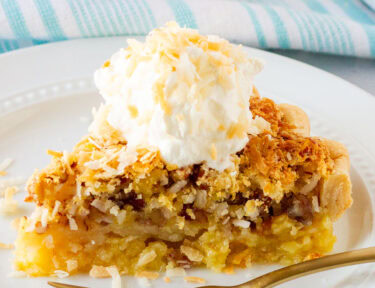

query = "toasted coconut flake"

[
  {"left": 184, "top": 276, "right": 206, "bottom": 284},
  {"left": 88, "top": 136, "right": 102, "bottom": 149},
  {"left": 136, "top": 250, "right": 157, "bottom": 268},
  {"left": 233, "top": 219, "right": 250, "bottom": 228},
  {"left": 163, "top": 276, "right": 171, "bottom": 283},
  {"left": 67, "top": 216, "right": 78, "bottom": 230},
  {"left": 0, "top": 242, "right": 14, "bottom": 249},
  {"left": 210, "top": 143, "right": 217, "bottom": 160},
  {"left": 110, "top": 205, "right": 120, "bottom": 216},
  {"left": 166, "top": 267, "right": 186, "bottom": 277},
  {"left": 116, "top": 210, "right": 127, "bottom": 224},
  {"left": 7, "top": 271, "right": 27, "bottom": 278},
  {"left": 0, "top": 177, "right": 25, "bottom": 192},
  {"left": 90, "top": 265, "right": 111, "bottom": 278},
  {"left": 180, "top": 246, "right": 204, "bottom": 262},
  {"left": 0, "top": 171, "right": 6, "bottom": 176},
  {"left": 41, "top": 207, "right": 49, "bottom": 228},
  {"left": 42, "top": 235, "right": 54, "bottom": 249},
  {"left": 300, "top": 174, "right": 321, "bottom": 195},
  {"left": 248, "top": 116, "right": 271, "bottom": 135},
  {"left": 51, "top": 200, "right": 61, "bottom": 218},
  {"left": 135, "top": 271, "right": 159, "bottom": 280},
  {"left": 168, "top": 180, "right": 187, "bottom": 193},
  {"left": 312, "top": 196, "right": 320, "bottom": 213},
  {"left": 63, "top": 151, "right": 73, "bottom": 174},
  {"left": 52, "top": 270, "right": 69, "bottom": 278},
  {"left": 195, "top": 189, "right": 207, "bottom": 209},
  {"left": 66, "top": 259, "right": 78, "bottom": 272},
  {"left": 244, "top": 199, "right": 262, "bottom": 220},
  {"left": 106, "top": 266, "right": 122, "bottom": 288},
  {"left": 0, "top": 158, "right": 13, "bottom": 172},
  {"left": 91, "top": 198, "right": 107, "bottom": 212},
  {"left": 0, "top": 186, "right": 19, "bottom": 215}
]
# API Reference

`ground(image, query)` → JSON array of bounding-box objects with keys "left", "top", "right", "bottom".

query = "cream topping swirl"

[{"left": 93, "top": 22, "right": 267, "bottom": 171}]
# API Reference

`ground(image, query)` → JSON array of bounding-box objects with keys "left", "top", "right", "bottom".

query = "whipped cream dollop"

[{"left": 93, "top": 22, "right": 267, "bottom": 171}]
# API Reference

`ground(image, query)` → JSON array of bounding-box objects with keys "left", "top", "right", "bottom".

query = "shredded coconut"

[
  {"left": 168, "top": 180, "right": 187, "bottom": 194},
  {"left": 0, "top": 242, "right": 14, "bottom": 249},
  {"left": 106, "top": 266, "right": 122, "bottom": 288},
  {"left": 180, "top": 246, "right": 204, "bottom": 262},
  {"left": 312, "top": 196, "right": 320, "bottom": 213},
  {"left": 136, "top": 250, "right": 157, "bottom": 268},
  {"left": 233, "top": 219, "right": 251, "bottom": 228},
  {"left": 0, "top": 186, "right": 19, "bottom": 215},
  {"left": 42, "top": 235, "right": 54, "bottom": 249},
  {"left": 66, "top": 259, "right": 78, "bottom": 272},
  {"left": 7, "top": 271, "right": 27, "bottom": 278},
  {"left": 0, "top": 158, "right": 13, "bottom": 172},
  {"left": 90, "top": 265, "right": 111, "bottom": 278},
  {"left": 41, "top": 207, "right": 49, "bottom": 228},
  {"left": 51, "top": 200, "right": 61, "bottom": 218},
  {"left": 67, "top": 216, "right": 78, "bottom": 230},
  {"left": 52, "top": 270, "right": 69, "bottom": 278},
  {"left": 135, "top": 271, "right": 159, "bottom": 280},
  {"left": 184, "top": 276, "right": 206, "bottom": 284},
  {"left": 166, "top": 267, "right": 186, "bottom": 277}
]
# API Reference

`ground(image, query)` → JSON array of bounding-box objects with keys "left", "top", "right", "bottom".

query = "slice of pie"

[{"left": 14, "top": 22, "right": 352, "bottom": 277}]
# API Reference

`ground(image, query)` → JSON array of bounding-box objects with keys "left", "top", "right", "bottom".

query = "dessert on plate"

[{"left": 14, "top": 22, "right": 352, "bottom": 278}]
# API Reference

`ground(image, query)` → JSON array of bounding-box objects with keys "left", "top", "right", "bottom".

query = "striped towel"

[{"left": 1, "top": 0, "right": 375, "bottom": 58}]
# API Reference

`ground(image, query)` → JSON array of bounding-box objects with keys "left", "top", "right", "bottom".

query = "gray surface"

[{"left": 272, "top": 50, "right": 375, "bottom": 96}]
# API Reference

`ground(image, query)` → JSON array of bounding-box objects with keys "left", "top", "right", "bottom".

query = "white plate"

[{"left": 0, "top": 38, "right": 375, "bottom": 288}]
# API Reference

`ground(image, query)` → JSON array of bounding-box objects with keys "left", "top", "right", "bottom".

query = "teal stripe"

[
  {"left": 1, "top": 0, "right": 41, "bottom": 46},
  {"left": 241, "top": 3, "right": 267, "bottom": 48},
  {"left": 91, "top": 0, "right": 114, "bottom": 35},
  {"left": 263, "top": 6, "right": 290, "bottom": 48},
  {"left": 333, "top": 0, "right": 375, "bottom": 25},
  {"left": 3, "top": 40, "right": 12, "bottom": 50},
  {"left": 293, "top": 11, "right": 316, "bottom": 50},
  {"left": 114, "top": 0, "right": 135, "bottom": 34},
  {"left": 286, "top": 10, "right": 308, "bottom": 50},
  {"left": 133, "top": 0, "right": 151, "bottom": 32},
  {"left": 303, "top": 12, "right": 324, "bottom": 51},
  {"left": 302, "top": 1, "right": 347, "bottom": 54},
  {"left": 33, "top": 0, "right": 67, "bottom": 40},
  {"left": 166, "top": 0, "right": 198, "bottom": 29},
  {"left": 65, "top": 0, "right": 88, "bottom": 37},
  {"left": 140, "top": 0, "right": 157, "bottom": 28},
  {"left": 125, "top": 0, "right": 145, "bottom": 33},
  {"left": 108, "top": 1, "right": 129, "bottom": 34},
  {"left": 94, "top": 0, "right": 120, "bottom": 35},
  {"left": 83, "top": 0, "right": 104, "bottom": 36},
  {"left": 333, "top": 0, "right": 375, "bottom": 56},
  {"left": 0, "top": 42, "right": 6, "bottom": 53},
  {"left": 1, "top": 0, "right": 31, "bottom": 38},
  {"left": 330, "top": 17, "right": 354, "bottom": 55},
  {"left": 74, "top": 0, "right": 96, "bottom": 37},
  {"left": 302, "top": 0, "right": 328, "bottom": 14},
  {"left": 315, "top": 17, "right": 335, "bottom": 53}
]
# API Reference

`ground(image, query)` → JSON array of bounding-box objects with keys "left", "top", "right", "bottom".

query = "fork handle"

[{"left": 234, "top": 246, "right": 375, "bottom": 288}]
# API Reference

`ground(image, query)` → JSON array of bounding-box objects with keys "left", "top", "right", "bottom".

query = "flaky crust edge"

[{"left": 278, "top": 103, "right": 352, "bottom": 221}]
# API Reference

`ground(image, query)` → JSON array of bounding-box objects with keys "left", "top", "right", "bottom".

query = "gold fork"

[{"left": 48, "top": 246, "right": 375, "bottom": 288}]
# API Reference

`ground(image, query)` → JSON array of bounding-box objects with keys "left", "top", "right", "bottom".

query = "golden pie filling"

[{"left": 14, "top": 95, "right": 351, "bottom": 276}]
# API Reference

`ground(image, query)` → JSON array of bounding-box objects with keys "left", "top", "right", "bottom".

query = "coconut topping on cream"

[{"left": 93, "top": 22, "right": 267, "bottom": 171}]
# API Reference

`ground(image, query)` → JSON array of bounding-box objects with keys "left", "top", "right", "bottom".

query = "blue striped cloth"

[{"left": 1, "top": 0, "right": 375, "bottom": 57}]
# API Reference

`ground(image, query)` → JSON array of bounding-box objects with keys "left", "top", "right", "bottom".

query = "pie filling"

[
  {"left": 13, "top": 22, "right": 352, "bottom": 277},
  {"left": 14, "top": 96, "right": 348, "bottom": 276}
]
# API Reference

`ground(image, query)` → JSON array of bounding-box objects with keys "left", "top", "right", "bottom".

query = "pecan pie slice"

[{"left": 14, "top": 23, "right": 352, "bottom": 278}]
